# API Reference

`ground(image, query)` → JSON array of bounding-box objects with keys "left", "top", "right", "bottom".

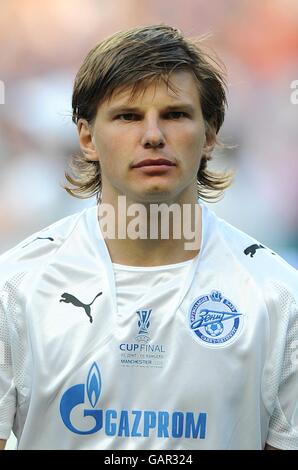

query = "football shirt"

[{"left": 0, "top": 204, "right": 297, "bottom": 449}]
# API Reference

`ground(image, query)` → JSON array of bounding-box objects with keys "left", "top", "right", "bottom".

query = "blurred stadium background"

[{"left": 1, "top": 0, "right": 297, "bottom": 449}]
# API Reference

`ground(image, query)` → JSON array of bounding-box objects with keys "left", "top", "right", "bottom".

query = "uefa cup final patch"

[{"left": 189, "top": 290, "right": 244, "bottom": 348}]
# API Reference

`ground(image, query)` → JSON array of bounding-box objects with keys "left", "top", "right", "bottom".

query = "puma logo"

[
  {"left": 244, "top": 244, "right": 265, "bottom": 258},
  {"left": 22, "top": 237, "right": 54, "bottom": 248},
  {"left": 59, "top": 292, "right": 102, "bottom": 323},
  {"left": 244, "top": 244, "right": 275, "bottom": 258}
]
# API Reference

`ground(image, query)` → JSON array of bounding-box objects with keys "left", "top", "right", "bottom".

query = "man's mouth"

[{"left": 132, "top": 158, "right": 176, "bottom": 168}]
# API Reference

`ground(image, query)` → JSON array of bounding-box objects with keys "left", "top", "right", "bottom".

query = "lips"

[{"left": 132, "top": 158, "right": 176, "bottom": 168}]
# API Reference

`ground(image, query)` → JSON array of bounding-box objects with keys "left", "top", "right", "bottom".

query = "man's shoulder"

[
  {"left": 0, "top": 208, "right": 92, "bottom": 286},
  {"left": 209, "top": 208, "right": 298, "bottom": 294}
]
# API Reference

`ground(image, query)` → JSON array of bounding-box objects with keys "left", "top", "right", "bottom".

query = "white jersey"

[{"left": 0, "top": 204, "right": 297, "bottom": 450}]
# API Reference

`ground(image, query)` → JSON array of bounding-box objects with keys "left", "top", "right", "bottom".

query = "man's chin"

[{"left": 129, "top": 189, "right": 178, "bottom": 205}]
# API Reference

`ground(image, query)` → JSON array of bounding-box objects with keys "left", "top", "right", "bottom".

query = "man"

[{"left": 0, "top": 24, "right": 297, "bottom": 450}]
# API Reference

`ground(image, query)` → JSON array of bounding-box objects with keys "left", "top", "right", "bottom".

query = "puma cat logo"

[
  {"left": 244, "top": 244, "right": 276, "bottom": 258},
  {"left": 22, "top": 237, "right": 54, "bottom": 248},
  {"left": 244, "top": 244, "right": 265, "bottom": 258},
  {"left": 59, "top": 292, "right": 102, "bottom": 323}
]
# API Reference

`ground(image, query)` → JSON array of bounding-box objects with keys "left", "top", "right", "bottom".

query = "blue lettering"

[
  {"left": 185, "top": 412, "right": 207, "bottom": 439},
  {"left": 105, "top": 409, "right": 117, "bottom": 436},
  {"left": 172, "top": 412, "right": 184, "bottom": 438},
  {"left": 118, "top": 410, "right": 130, "bottom": 437},
  {"left": 157, "top": 411, "right": 169, "bottom": 437},
  {"left": 131, "top": 410, "right": 142, "bottom": 437},
  {"left": 143, "top": 411, "right": 156, "bottom": 437}
]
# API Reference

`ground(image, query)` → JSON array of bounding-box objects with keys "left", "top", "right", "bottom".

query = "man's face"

[{"left": 82, "top": 70, "right": 212, "bottom": 204}]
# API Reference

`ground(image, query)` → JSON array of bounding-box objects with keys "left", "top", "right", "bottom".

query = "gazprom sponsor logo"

[
  {"left": 60, "top": 363, "right": 207, "bottom": 439},
  {"left": 103, "top": 409, "right": 207, "bottom": 439}
]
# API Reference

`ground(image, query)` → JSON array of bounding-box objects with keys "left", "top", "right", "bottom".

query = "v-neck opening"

[{"left": 86, "top": 201, "right": 209, "bottom": 317}]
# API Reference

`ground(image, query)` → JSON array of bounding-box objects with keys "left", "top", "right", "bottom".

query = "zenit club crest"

[{"left": 189, "top": 291, "right": 244, "bottom": 347}]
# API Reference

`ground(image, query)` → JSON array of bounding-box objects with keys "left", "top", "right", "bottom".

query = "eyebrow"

[{"left": 106, "top": 103, "right": 196, "bottom": 117}]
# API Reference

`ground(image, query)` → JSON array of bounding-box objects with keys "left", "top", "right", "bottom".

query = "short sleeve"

[
  {"left": 0, "top": 290, "right": 16, "bottom": 440},
  {"left": 266, "top": 294, "right": 298, "bottom": 449}
]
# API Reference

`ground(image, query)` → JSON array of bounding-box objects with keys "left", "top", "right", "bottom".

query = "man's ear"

[
  {"left": 203, "top": 121, "right": 216, "bottom": 157},
  {"left": 77, "top": 119, "right": 99, "bottom": 162}
]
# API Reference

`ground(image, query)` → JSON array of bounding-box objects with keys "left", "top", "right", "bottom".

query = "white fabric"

[
  {"left": 112, "top": 258, "right": 195, "bottom": 314},
  {"left": 0, "top": 203, "right": 297, "bottom": 450}
]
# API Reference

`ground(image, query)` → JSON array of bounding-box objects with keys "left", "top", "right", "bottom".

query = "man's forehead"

[{"left": 103, "top": 72, "right": 200, "bottom": 108}]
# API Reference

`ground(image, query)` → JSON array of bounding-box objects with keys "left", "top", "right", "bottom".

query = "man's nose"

[{"left": 141, "top": 118, "right": 165, "bottom": 149}]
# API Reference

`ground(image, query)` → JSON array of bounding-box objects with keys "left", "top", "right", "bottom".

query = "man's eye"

[
  {"left": 117, "top": 113, "right": 139, "bottom": 121},
  {"left": 166, "top": 111, "right": 187, "bottom": 119}
]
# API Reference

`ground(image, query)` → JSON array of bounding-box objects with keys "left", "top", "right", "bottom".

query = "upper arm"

[
  {"left": 264, "top": 443, "right": 280, "bottom": 450},
  {"left": 265, "top": 287, "right": 298, "bottom": 450},
  {"left": 0, "top": 439, "right": 6, "bottom": 450},
  {"left": 0, "top": 280, "right": 17, "bottom": 445}
]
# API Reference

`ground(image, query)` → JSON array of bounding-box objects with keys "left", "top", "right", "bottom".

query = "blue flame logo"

[
  {"left": 87, "top": 362, "right": 101, "bottom": 408},
  {"left": 60, "top": 362, "right": 103, "bottom": 435}
]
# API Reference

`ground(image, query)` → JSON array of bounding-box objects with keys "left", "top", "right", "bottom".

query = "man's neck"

[
  {"left": 102, "top": 237, "right": 201, "bottom": 267},
  {"left": 97, "top": 194, "right": 202, "bottom": 267}
]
